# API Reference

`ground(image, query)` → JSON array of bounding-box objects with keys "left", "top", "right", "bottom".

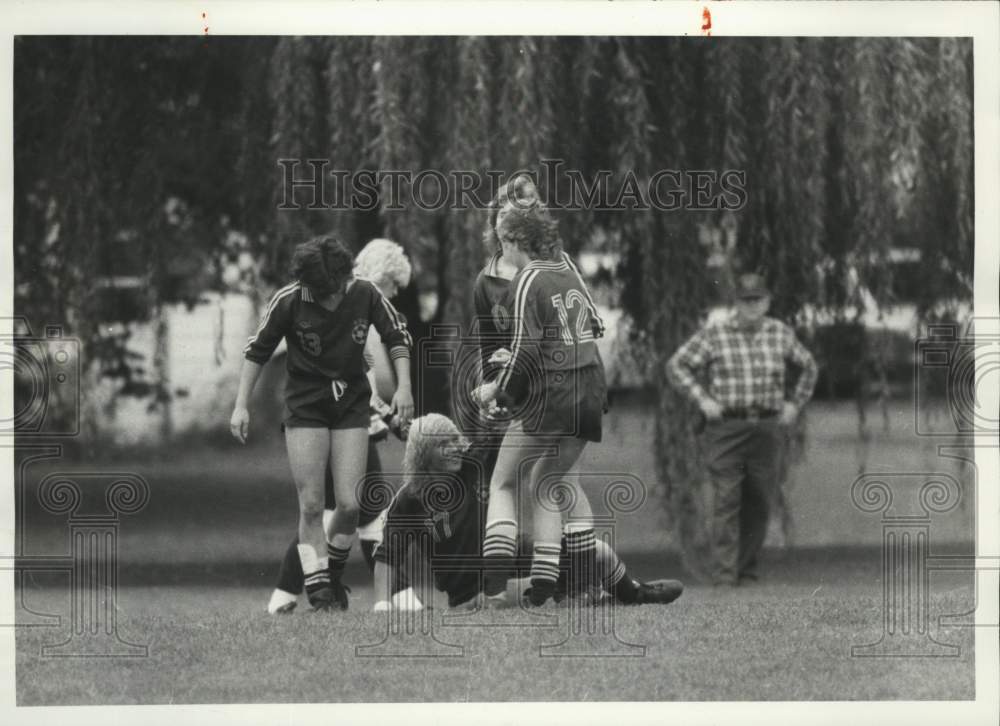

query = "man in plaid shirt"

[{"left": 667, "top": 273, "right": 818, "bottom": 586}]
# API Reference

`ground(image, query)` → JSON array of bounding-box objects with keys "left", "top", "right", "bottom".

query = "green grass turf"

[
  {"left": 15, "top": 576, "right": 975, "bottom": 704},
  {"left": 13, "top": 399, "right": 978, "bottom": 704}
]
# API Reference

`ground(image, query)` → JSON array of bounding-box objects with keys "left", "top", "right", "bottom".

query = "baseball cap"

[{"left": 733, "top": 273, "right": 770, "bottom": 300}]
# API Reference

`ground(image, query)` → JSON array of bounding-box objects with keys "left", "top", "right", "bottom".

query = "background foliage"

[{"left": 14, "top": 37, "right": 974, "bottom": 569}]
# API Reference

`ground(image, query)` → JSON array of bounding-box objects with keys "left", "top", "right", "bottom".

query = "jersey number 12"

[{"left": 550, "top": 291, "right": 593, "bottom": 345}]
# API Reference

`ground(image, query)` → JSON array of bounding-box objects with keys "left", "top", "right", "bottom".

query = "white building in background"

[
  {"left": 87, "top": 292, "right": 258, "bottom": 445},
  {"left": 90, "top": 248, "right": 967, "bottom": 444}
]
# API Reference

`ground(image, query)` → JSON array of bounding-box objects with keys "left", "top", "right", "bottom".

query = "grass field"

[
  {"left": 13, "top": 399, "right": 981, "bottom": 704},
  {"left": 15, "top": 558, "right": 976, "bottom": 704}
]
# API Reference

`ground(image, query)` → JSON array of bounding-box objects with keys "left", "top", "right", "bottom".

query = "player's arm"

[
  {"left": 229, "top": 360, "right": 263, "bottom": 444},
  {"left": 473, "top": 271, "right": 501, "bottom": 381},
  {"left": 372, "top": 527, "right": 411, "bottom": 610},
  {"left": 371, "top": 491, "right": 423, "bottom": 610},
  {"left": 368, "top": 283, "right": 414, "bottom": 422},
  {"left": 231, "top": 286, "right": 294, "bottom": 443},
  {"left": 492, "top": 272, "right": 544, "bottom": 406}
]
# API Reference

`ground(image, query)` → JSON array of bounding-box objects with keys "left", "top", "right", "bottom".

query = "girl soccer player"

[
  {"left": 373, "top": 414, "right": 683, "bottom": 611},
  {"left": 231, "top": 235, "right": 413, "bottom": 611},
  {"left": 266, "top": 238, "right": 413, "bottom": 614},
  {"left": 473, "top": 191, "right": 608, "bottom": 607}
]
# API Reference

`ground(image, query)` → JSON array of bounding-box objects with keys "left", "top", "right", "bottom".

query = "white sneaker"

[
  {"left": 267, "top": 588, "right": 298, "bottom": 614},
  {"left": 390, "top": 587, "right": 424, "bottom": 611}
]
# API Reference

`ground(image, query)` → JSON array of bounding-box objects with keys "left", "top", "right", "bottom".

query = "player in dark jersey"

[
  {"left": 372, "top": 414, "right": 683, "bottom": 610},
  {"left": 473, "top": 198, "right": 609, "bottom": 607},
  {"left": 266, "top": 238, "right": 413, "bottom": 614},
  {"left": 467, "top": 179, "right": 613, "bottom": 607},
  {"left": 230, "top": 235, "right": 413, "bottom": 611}
]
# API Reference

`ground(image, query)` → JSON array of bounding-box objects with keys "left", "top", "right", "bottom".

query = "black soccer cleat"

[
  {"left": 632, "top": 578, "right": 684, "bottom": 605},
  {"left": 307, "top": 586, "right": 335, "bottom": 611},
  {"left": 522, "top": 579, "right": 557, "bottom": 608},
  {"left": 329, "top": 580, "right": 351, "bottom": 611},
  {"left": 305, "top": 569, "right": 334, "bottom": 610}
]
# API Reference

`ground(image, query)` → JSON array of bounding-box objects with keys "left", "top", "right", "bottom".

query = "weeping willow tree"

[
  {"left": 15, "top": 37, "right": 973, "bottom": 562},
  {"left": 14, "top": 37, "right": 275, "bottom": 442},
  {"left": 603, "top": 37, "right": 972, "bottom": 573}
]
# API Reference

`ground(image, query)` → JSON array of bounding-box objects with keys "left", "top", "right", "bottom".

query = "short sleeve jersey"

[
  {"left": 244, "top": 279, "right": 411, "bottom": 404},
  {"left": 495, "top": 255, "right": 605, "bottom": 403},
  {"left": 475, "top": 251, "right": 605, "bottom": 389}
]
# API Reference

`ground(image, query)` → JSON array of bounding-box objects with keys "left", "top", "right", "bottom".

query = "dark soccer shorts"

[
  {"left": 283, "top": 376, "right": 371, "bottom": 431},
  {"left": 521, "top": 363, "right": 604, "bottom": 443}
]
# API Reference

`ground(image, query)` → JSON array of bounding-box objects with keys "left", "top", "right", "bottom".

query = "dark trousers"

[{"left": 703, "top": 418, "right": 782, "bottom": 584}]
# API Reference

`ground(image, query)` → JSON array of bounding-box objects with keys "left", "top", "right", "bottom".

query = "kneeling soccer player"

[{"left": 371, "top": 414, "right": 684, "bottom": 610}]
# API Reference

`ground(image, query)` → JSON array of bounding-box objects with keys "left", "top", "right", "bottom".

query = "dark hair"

[
  {"left": 495, "top": 204, "right": 562, "bottom": 261},
  {"left": 482, "top": 174, "right": 541, "bottom": 254},
  {"left": 289, "top": 236, "right": 354, "bottom": 293}
]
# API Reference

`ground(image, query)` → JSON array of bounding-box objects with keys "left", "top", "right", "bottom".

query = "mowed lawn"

[
  {"left": 15, "top": 570, "right": 976, "bottom": 704},
  {"left": 13, "top": 399, "right": 979, "bottom": 704}
]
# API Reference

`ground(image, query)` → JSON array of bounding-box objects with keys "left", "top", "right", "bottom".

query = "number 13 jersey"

[{"left": 244, "top": 278, "right": 411, "bottom": 407}]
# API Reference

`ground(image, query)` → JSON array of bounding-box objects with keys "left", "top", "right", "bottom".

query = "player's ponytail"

[{"left": 483, "top": 174, "right": 541, "bottom": 255}]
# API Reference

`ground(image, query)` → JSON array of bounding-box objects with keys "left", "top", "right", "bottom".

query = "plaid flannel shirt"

[{"left": 666, "top": 316, "right": 818, "bottom": 414}]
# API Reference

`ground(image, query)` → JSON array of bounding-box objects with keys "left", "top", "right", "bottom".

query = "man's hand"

[
  {"left": 230, "top": 407, "right": 250, "bottom": 444},
  {"left": 701, "top": 399, "right": 724, "bottom": 422},
  {"left": 778, "top": 401, "right": 799, "bottom": 426}
]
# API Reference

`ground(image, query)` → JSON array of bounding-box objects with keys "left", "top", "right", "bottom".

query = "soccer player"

[
  {"left": 231, "top": 235, "right": 413, "bottom": 611},
  {"left": 470, "top": 178, "right": 610, "bottom": 606},
  {"left": 372, "top": 414, "right": 684, "bottom": 610},
  {"left": 266, "top": 238, "right": 413, "bottom": 614},
  {"left": 473, "top": 191, "right": 610, "bottom": 607}
]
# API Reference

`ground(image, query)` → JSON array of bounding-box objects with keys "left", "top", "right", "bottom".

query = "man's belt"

[{"left": 722, "top": 407, "right": 779, "bottom": 421}]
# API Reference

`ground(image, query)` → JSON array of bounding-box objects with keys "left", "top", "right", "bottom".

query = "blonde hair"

[
  {"left": 354, "top": 238, "right": 412, "bottom": 291},
  {"left": 402, "top": 413, "right": 468, "bottom": 477}
]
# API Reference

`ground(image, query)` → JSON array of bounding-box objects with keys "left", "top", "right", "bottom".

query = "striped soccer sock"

[
  {"left": 564, "top": 527, "right": 598, "bottom": 596},
  {"left": 297, "top": 544, "right": 332, "bottom": 605},
  {"left": 528, "top": 542, "right": 562, "bottom": 605},
  {"left": 597, "top": 540, "right": 638, "bottom": 603},
  {"left": 483, "top": 519, "right": 518, "bottom": 596},
  {"left": 327, "top": 532, "right": 357, "bottom": 582},
  {"left": 277, "top": 537, "right": 304, "bottom": 595}
]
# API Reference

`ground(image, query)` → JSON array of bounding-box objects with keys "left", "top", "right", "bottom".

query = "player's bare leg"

[
  {"left": 527, "top": 435, "right": 587, "bottom": 606},
  {"left": 326, "top": 427, "right": 368, "bottom": 609},
  {"left": 482, "top": 420, "right": 532, "bottom": 603},
  {"left": 285, "top": 426, "right": 335, "bottom": 609}
]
